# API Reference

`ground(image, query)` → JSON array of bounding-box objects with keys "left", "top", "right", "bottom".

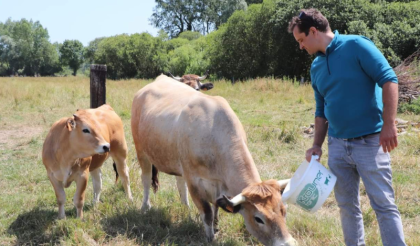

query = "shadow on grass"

[
  {"left": 7, "top": 203, "right": 97, "bottom": 245},
  {"left": 101, "top": 206, "right": 209, "bottom": 245},
  {"left": 7, "top": 207, "right": 59, "bottom": 245}
]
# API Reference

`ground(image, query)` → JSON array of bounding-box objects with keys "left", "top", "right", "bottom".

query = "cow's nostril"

[{"left": 103, "top": 146, "right": 110, "bottom": 152}]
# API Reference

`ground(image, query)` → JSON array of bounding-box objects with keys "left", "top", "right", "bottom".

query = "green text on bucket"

[{"left": 296, "top": 170, "right": 323, "bottom": 211}]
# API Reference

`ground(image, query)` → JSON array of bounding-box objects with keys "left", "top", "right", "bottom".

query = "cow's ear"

[
  {"left": 277, "top": 179, "right": 290, "bottom": 195},
  {"left": 66, "top": 118, "right": 76, "bottom": 131},
  {"left": 216, "top": 195, "right": 241, "bottom": 213}
]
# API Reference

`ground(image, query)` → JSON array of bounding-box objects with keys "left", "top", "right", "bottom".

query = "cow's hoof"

[
  {"left": 140, "top": 203, "right": 151, "bottom": 213},
  {"left": 205, "top": 232, "right": 215, "bottom": 242},
  {"left": 206, "top": 235, "right": 215, "bottom": 243}
]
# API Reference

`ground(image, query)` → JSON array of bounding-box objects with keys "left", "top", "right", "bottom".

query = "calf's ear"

[
  {"left": 66, "top": 118, "right": 76, "bottom": 131},
  {"left": 216, "top": 195, "right": 242, "bottom": 213}
]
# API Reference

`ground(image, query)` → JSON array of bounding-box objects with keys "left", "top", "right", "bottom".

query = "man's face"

[{"left": 293, "top": 26, "right": 318, "bottom": 55}]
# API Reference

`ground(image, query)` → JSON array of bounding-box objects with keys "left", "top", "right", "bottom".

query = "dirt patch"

[{"left": 0, "top": 125, "right": 44, "bottom": 151}]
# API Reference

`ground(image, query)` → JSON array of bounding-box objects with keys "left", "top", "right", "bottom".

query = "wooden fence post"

[{"left": 90, "top": 64, "right": 107, "bottom": 108}]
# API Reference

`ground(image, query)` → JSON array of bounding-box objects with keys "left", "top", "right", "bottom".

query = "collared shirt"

[{"left": 310, "top": 30, "right": 398, "bottom": 139}]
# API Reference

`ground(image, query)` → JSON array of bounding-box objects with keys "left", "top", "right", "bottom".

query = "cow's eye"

[
  {"left": 254, "top": 216, "right": 264, "bottom": 224},
  {"left": 83, "top": 129, "right": 90, "bottom": 134}
]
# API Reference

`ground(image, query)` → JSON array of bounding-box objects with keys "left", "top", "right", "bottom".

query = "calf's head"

[
  {"left": 217, "top": 179, "right": 297, "bottom": 246},
  {"left": 66, "top": 110, "right": 110, "bottom": 157}
]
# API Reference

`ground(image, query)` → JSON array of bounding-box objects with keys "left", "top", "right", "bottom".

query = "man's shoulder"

[{"left": 339, "top": 34, "right": 375, "bottom": 48}]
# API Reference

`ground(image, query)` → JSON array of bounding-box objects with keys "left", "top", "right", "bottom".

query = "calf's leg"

[
  {"left": 111, "top": 151, "right": 133, "bottom": 201},
  {"left": 48, "top": 172, "right": 66, "bottom": 219},
  {"left": 74, "top": 170, "right": 88, "bottom": 219}
]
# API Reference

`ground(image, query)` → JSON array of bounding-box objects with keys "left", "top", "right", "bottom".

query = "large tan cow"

[
  {"left": 131, "top": 75, "right": 297, "bottom": 245},
  {"left": 42, "top": 104, "right": 132, "bottom": 219},
  {"left": 168, "top": 70, "right": 214, "bottom": 91}
]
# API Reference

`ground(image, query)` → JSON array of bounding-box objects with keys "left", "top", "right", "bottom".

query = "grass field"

[{"left": 0, "top": 76, "right": 419, "bottom": 245}]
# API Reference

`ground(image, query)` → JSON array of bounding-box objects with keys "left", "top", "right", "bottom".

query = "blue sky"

[{"left": 0, "top": 0, "right": 160, "bottom": 46}]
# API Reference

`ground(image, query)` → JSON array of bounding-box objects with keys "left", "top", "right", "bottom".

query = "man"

[{"left": 288, "top": 8, "right": 406, "bottom": 246}]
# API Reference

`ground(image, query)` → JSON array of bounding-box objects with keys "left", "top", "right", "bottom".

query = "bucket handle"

[{"left": 311, "top": 155, "right": 320, "bottom": 162}]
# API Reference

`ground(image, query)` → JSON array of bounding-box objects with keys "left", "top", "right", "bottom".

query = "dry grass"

[{"left": 0, "top": 76, "right": 419, "bottom": 245}]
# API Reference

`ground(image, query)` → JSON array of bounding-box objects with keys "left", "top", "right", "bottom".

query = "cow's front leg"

[
  {"left": 48, "top": 172, "right": 66, "bottom": 219},
  {"left": 213, "top": 204, "right": 219, "bottom": 233},
  {"left": 74, "top": 170, "right": 88, "bottom": 219},
  {"left": 188, "top": 183, "right": 214, "bottom": 242},
  {"left": 176, "top": 176, "right": 189, "bottom": 207}
]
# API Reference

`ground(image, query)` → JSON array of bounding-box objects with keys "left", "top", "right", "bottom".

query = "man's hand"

[
  {"left": 305, "top": 145, "right": 323, "bottom": 162},
  {"left": 380, "top": 123, "right": 398, "bottom": 152}
]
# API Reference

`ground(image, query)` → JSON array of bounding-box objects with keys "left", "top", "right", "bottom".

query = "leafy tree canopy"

[
  {"left": 59, "top": 40, "right": 84, "bottom": 76},
  {"left": 0, "top": 18, "right": 61, "bottom": 76},
  {"left": 150, "top": 0, "right": 246, "bottom": 37}
]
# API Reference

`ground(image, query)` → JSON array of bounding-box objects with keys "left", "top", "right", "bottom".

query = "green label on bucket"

[{"left": 296, "top": 170, "right": 323, "bottom": 211}]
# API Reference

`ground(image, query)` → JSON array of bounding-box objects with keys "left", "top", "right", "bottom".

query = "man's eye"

[{"left": 83, "top": 129, "right": 90, "bottom": 133}]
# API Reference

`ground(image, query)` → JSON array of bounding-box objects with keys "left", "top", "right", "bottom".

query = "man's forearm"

[
  {"left": 382, "top": 82, "right": 398, "bottom": 126},
  {"left": 313, "top": 117, "right": 328, "bottom": 147}
]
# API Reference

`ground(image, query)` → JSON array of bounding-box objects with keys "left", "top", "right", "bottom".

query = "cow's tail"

[
  {"left": 152, "top": 165, "right": 159, "bottom": 193},
  {"left": 113, "top": 162, "right": 119, "bottom": 183}
]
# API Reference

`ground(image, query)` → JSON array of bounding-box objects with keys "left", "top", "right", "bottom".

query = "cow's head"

[
  {"left": 169, "top": 70, "right": 214, "bottom": 91},
  {"left": 66, "top": 109, "right": 110, "bottom": 157},
  {"left": 217, "top": 179, "right": 297, "bottom": 246}
]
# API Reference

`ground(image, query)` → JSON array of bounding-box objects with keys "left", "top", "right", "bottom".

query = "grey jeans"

[{"left": 328, "top": 133, "right": 406, "bottom": 246}]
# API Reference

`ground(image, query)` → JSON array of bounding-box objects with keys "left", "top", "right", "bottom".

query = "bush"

[{"left": 398, "top": 98, "right": 420, "bottom": 114}]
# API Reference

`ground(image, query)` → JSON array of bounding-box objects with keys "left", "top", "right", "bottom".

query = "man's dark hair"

[{"left": 287, "top": 8, "right": 330, "bottom": 35}]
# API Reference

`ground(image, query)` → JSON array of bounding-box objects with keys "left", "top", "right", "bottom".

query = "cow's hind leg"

[
  {"left": 188, "top": 183, "right": 214, "bottom": 242},
  {"left": 48, "top": 173, "right": 66, "bottom": 219},
  {"left": 176, "top": 176, "right": 189, "bottom": 207},
  {"left": 111, "top": 152, "right": 133, "bottom": 201},
  {"left": 137, "top": 152, "right": 153, "bottom": 212}
]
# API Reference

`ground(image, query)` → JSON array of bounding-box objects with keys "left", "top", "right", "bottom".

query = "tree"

[
  {"left": 200, "top": 0, "right": 247, "bottom": 31},
  {"left": 94, "top": 33, "right": 165, "bottom": 79},
  {"left": 245, "top": 0, "right": 263, "bottom": 5},
  {"left": 150, "top": 0, "right": 247, "bottom": 37},
  {"left": 150, "top": 0, "right": 201, "bottom": 38},
  {"left": 60, "top": 40, "right": 84, "bottom": 76},
  {"left": 0, "top": 18, "right": 61, "bottom": 76},
  {"left": 178, "top": 30, "right": 202, "bottom": 41},
  {"left": 84, "top": 37, "right": 105, "bottom": 64}
]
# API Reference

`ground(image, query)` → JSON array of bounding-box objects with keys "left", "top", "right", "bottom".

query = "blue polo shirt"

[{"left": 310, "top": 30, "right": 398, "bottom": 139}]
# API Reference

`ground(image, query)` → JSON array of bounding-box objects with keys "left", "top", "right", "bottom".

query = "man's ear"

[
  {"left": 216, "top": 195, "right": 242, "bottom": 213},
  {"left": 310, "top": 26, "right": 317, "bottom": 36},
  {"left": 66, "top": 118, "right": 76, "bottom": 131}
]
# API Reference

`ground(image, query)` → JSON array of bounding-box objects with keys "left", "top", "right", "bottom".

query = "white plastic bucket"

[{"left": 282, "top": 155, "right": 337, "bottom": 213}]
